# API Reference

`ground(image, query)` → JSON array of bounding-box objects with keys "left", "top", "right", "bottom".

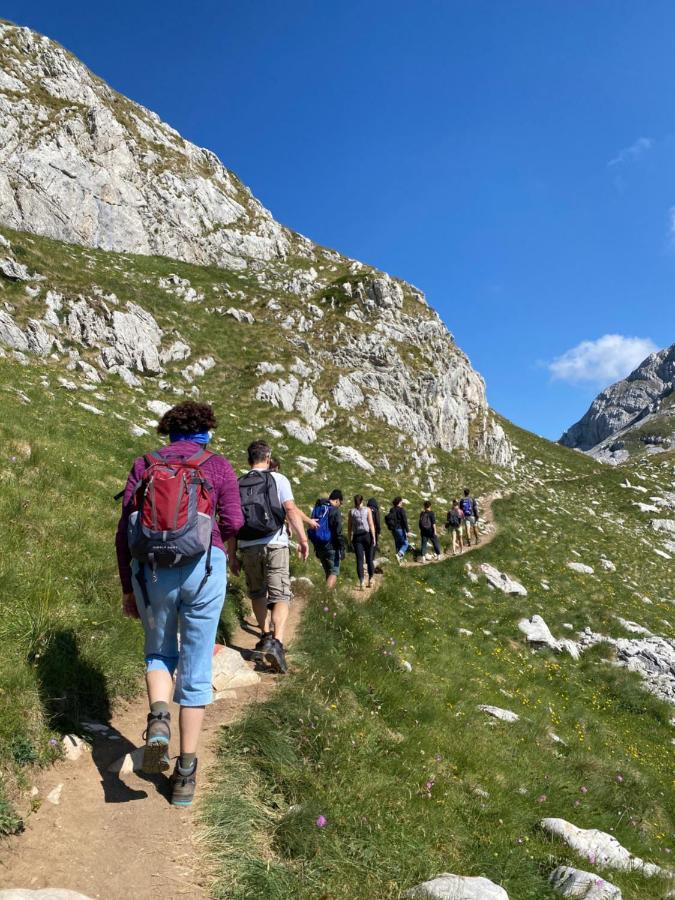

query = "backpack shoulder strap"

[
  {"left": 143, "top": 451, "right": 164, "bottom": 466},
  {"left": 186, "top": 449, "right": 213, "bottom": 466}
]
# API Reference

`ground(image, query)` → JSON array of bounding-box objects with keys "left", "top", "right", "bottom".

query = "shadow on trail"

[{"left": 33, "top": 628, "right": 168, "bottom": 804}]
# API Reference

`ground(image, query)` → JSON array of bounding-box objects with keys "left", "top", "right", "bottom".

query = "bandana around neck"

[{"left": 169, "top": 430, "right": 210, "bottom": 445}]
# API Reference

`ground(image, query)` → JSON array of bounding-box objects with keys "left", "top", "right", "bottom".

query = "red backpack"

[{"left": 127, "top": 449, "right": 215, "bottom": 598}]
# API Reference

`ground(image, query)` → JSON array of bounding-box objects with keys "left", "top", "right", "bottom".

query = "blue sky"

[{"left": 5, "top": 1, "right": 675, "bottom": 438}]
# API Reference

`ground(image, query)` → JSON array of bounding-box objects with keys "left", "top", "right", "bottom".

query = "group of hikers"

[{"left": 115, "top": 401, "right": 482, "bottom": 806}]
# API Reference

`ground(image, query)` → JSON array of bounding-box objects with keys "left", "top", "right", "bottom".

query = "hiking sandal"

[{"left": 142, "top": 710, "right": 171, "bottom": 773}]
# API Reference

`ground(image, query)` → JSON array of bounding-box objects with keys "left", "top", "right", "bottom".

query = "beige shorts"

[{"left": 240, "top": 543, "right": 291, "bottom": 605}]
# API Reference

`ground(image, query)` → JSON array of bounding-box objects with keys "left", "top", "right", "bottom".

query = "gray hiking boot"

[
  {"left": 265, "top": 638, "right": 288, "bottom": 674},
  {"left": 170, "top": 758, "right": 198, "bottom": 807},
  {"left": 254, "top": 631, "right": 274, "bottom": 653},
  {"left": 142, "top": 711, "right": 171, "bottom": 773}
]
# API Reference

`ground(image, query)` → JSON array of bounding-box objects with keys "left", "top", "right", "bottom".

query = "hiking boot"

[
  {"left": 367, "top": 579, "right": 373, "bottom": 588},
  {"left": 142, "top": 711, "right": 171, "bottom": 773},
  {"left": 170, "top": 758, "right": 197, "bottom": 807},
  {"left": 359, "top": 580, "right": 365, "bottom": 591},
  {"left": 265, "top": 638, "right": 288, "bottom": 674},
  {"left": 254, "top": 631, "right": 274, "bottom": 653}
]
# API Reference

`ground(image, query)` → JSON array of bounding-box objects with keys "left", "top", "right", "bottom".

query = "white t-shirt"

[{"left": 238, "top": 470, "right": 294, "bottom": 548}]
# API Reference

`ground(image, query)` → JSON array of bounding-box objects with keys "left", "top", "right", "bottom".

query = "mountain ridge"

[
  {"left": 559, "top": 343, "right": 675, "bottom": 464},
  {"left": 0, "top": 19, "right": 511, "bottom": 466}
]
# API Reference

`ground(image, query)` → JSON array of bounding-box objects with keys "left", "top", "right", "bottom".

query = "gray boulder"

[
  {"left": 404, "top": 874, "right": 508, "bottom": 899},
  {"left": 480, "top": 564, "right": 527, "bottom": 596},
  {"left": 549, "top": 866, "right": 622, "bottom": 899}
]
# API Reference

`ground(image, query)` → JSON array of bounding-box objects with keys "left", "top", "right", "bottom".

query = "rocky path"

[{"left": 0, "top": 599, "right": 305, "bottom": 900}]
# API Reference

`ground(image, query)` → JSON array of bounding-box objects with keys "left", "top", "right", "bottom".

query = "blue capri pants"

[{"left": 132, "top": 547, "right": 227, "bottom": 706}]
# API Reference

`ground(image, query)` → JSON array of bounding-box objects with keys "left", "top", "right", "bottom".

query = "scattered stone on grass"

[
  {"left": 404, "top": 873, "right": 508, "bottom": 899},
  {"left": 518, "top": 615, "right": 580, "bottom": 659},
  {"left": 600, "top": 558, "right": 616, "bottom": 572},
  {"left": 567, "top": 562, "right": 595, "bottom": 575},
  {"left": 549, "top": 865, "right": 622, "bottom": 898},
  {"left": 478, "top": 705, "right": 519, "bottom": 723},
  {"left": 539, "top": 817, "right": 667, "bottom": 876},
  {"left": 480, "top": 563, "right": 527, "bottom": 595}
]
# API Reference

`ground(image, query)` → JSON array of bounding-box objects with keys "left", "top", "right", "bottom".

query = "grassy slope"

[
  {"left": 201, "top": 422, "right": 674, "bottom": 899},
  {"left": 0, "top": 225, "right": 487, "bottom": 831}
]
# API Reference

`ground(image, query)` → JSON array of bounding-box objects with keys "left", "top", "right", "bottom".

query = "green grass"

[{"left": 201, "top": 424, "right": 674, "bottom": 899}]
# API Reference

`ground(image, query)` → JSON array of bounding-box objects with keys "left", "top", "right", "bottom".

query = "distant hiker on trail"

[
  {"left": 308, "top": 489, "right": 345, "bottom": 589},
  {"left": 348, "top": 495, "right": 377, "bottom": 589},
  {"left": 419, "top": 500, "right": 442, "bottom": 561},
  {"left": 445, "top": 499, "right": 464, "bottom": 555},
  {"left": 232, "top": 440, "right": 310, "bottom": 675},
  {"left": 116, "top": 401, "right": 244, "bottom": 807},
  {"left": 385, "top": 496, "right": 411, "bottom": 564},
  {"left": 367, "top": 497, "right": 381, "bottom": 572},
  {"left": 460, "top": 488, "right": 480, "bottom": 546}
]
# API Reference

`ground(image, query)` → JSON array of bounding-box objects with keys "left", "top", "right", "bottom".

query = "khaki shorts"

[{"left": 240, "top": 544, "right": 291, "bottom": 605}]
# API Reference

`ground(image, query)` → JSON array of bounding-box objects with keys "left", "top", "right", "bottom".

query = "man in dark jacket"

[{"left": 387, "top": 496, "right": 410, "bottom": 564}]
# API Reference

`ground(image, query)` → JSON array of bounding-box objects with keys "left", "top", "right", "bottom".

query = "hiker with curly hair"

[{"left": 116, "top": 401, "right": 243, "bottom": 807}]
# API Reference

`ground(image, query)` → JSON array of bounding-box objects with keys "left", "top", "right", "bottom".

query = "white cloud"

[
  {"left": 608, "top": 136, "right": 653, "bottom": 167},
  {"left": 548, "top": 334, "right": 658, "bottom": 386}
]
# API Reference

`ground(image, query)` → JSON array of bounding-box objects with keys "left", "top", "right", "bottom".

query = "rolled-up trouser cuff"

[{"left": 146, "top": 654, "right": 178, "bottom": 677}]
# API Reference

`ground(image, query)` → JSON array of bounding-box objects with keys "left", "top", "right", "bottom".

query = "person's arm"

[
  {"left": 215, "top": 458, "right": 245, "bottom": 544},
  {"left": 431, "top": 512, "right": 437, "bottom": 536},
  {"left": 367, "top": 508, "right": 376, "bottom": 543},
  {"left": 115, "top": 457, "right": 143, "bottom": 618},
  {"left": 284, "top": 500, "right": 309, "bottom": 561},
  {"left": 347, "top": 510, "right": 353, "bottom": 544},
  {"left": 401, "top": 508, "right": 409, "bottom": 533},
  {"left": 298, "top": 508, "right": 319, "bottom": 528},
  {"left": 331, "top": 507, "right": 345, "bottom": 549}
]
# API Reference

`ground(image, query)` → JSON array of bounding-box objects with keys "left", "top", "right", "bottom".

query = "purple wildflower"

[{"left": 315, "top": 815, "right": 327, "bottom": 828}]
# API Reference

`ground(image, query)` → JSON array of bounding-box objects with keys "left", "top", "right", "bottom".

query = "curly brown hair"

[{"left": 157, "top": 401, "right": 217, "bottom": 436}]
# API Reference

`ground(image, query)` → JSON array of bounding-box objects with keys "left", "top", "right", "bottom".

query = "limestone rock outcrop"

[{"left": 560, "top": 343, "right": 674, "bottom": 458}]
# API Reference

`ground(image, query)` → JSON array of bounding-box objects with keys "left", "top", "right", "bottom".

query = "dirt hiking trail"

[
  {"left": 0, "top": 598, "right": 305, "bottom": 900},
  {"left": 351, "top": 492, "right": 502, "bottom": 601},
  {"left": 1, "top": 493, "right": 503, "bottom": 899}
]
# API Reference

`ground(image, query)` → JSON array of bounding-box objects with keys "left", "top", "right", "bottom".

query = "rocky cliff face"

[
  {"left": 559, "top": 344, "right": 674, "bottom": 462},
  {"left": 0, "top": 20, "right": 511, "bottom": 467}
]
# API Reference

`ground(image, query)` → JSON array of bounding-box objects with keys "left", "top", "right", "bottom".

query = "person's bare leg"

[
  {"left": 252, "top": 596, "right": 269, "bottom": 633},
  {"left": 179, "top": 706, "right": 205, "bottom": 755},
  {"left": 146, "top": 669, "right": 173, "bottom": 705},
  {"left": 326, "top": 574, "right": 337, "bottom": 589},
  {"left": 270, "top": 601, "right": 289, "bottom": 644}
]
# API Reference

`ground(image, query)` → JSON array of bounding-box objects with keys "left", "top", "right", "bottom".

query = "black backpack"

[
  {"left": 384, "top": 507, "right": 397, "bottom": 531},
  {"left": 420, "top": 511, "right": 433, "bottom": 531},
  {"left": 237, "top": 470, "right": 285, "bottom": 540},
  {"left": 447, "top": 509, "right": 461, "bottom": 529}
]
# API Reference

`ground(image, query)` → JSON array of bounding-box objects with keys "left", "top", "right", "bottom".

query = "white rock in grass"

[
  {"left": 46, "top": 783, "right": 63, "bottom": 805},
  {"left": 284, "top": 419, "right": 317, "bottom": 444},
  {"left": 650, "top": 519, "right": 675, "bottom": 534},
  {"left": 549, "top": 866, "right": 622, "bottom": 898},
  {"left": 225, "top": 306, "right": 255, "bottom": 324},
  {"left": 478, "top": 705, "right": 519, "bottom": 723},
  {"left": 211, "top": 645, "right": 260, "bottom": 692},
  {"left": 654, "top": 548, "right": 672, "bottom": 560},
  {"left": 600, "top": 558, "right": 616, "bottom": 572},
  {"left": 0, "top": 890, "right": 95, "bottom": 899},
  {"left": 539, "top": 818, "right": 667, "bottom": 876},
  {"left": 567, "top": 562, "right": 595, "bottom": 575},
  {"left": 404, "top": 873, "right": 508, "bottom": 899},
  {"left": 77, "top": 402, "right": 104, "bottom": 415},
  {"left": 130, "top": 424, "right": 149, "bottom": 437},
  {"left": 331, "top": 445, "right": 375, "bottom": 472},
  {"left": 147, "top": 399, "right": 172, "bottom": 417},
  {"left": 518, "top": 615, "right": 580, "bottom": 659},
  {"left": 0, "top": 257, "right": 32, "bottom": 280},
  {"left": 480, "top": 563, "right": 527, "bottom": 596}
]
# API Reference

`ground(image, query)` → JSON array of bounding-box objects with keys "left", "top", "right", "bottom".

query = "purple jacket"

[{"left": 115, "top": 441, "right": 244, "bottom": 593}]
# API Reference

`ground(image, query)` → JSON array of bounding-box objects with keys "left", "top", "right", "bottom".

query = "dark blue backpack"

[{"left": 308, "top": 501, "right": 332, "bottom": 544}]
